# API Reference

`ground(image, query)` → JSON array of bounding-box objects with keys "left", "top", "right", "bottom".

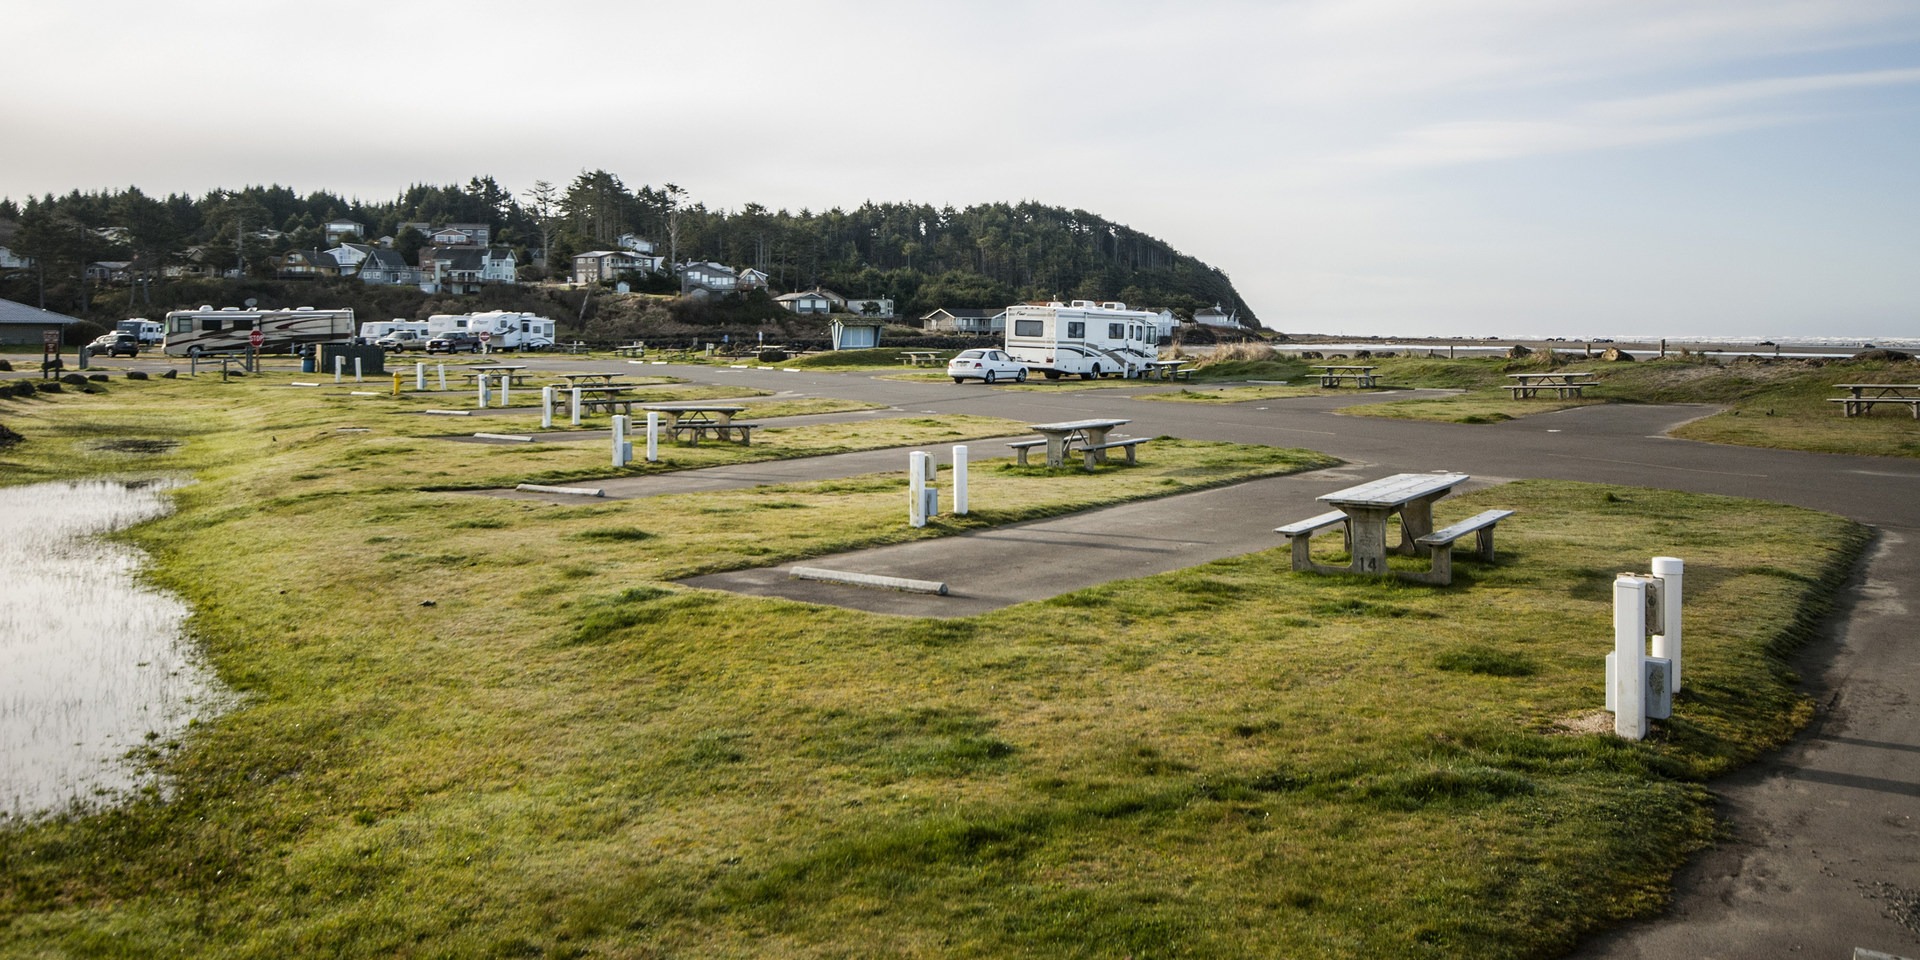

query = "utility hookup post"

[{"left": 1606, "top": 563, "right": 1679, "bottom": 741}]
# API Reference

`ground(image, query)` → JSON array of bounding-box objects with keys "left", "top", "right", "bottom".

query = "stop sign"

[
  {"left": 477, "top": 332, "right": 492, "bottom": 343},
  {"left": 248, "top": 329, "right": 264, "bottom": 348}
]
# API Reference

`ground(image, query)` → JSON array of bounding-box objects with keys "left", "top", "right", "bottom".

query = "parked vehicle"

[
  {"left": 163, "top": 306, "right": 354, "bottom": 357},
  {"left": 1003, "top": 300, "right": 1159, "bottom": 380},
  {"left": 115, "top": 319, "right": 164, "bottom": 344},
  {"left": 375, "top": 330, "right": 428, "bottom": 351},
  {"left": 947, "top": 348, "right": 1027, "bottom": 384},
  {"left": 425, "top": 311, "right": 557, "bottom": 351},
  {"left": 87, "top": 333, "right": 140, "bottom": 358},
  {"left": 361, "top": 320, "right": 431, "bottom": 343},
  {"left": 520, "top": 335, "right": 555, "bottom": 351},
  {"left": 426, "top": 332, "right": 481, "bottom": 354}
]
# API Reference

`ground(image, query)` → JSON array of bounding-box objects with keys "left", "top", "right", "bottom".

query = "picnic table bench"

[
  {"left": 1314, "top": 365, "right": 1378, "bottom": 388},
  {"left": 614, "top": 342, "right": 647, "bottom": 357},
  {"left": 1017, "top": 418, "right": 1133, "bottom": 468},
  {"left": 1830, "top": 383, "right": 1920, "bottom": 418},
  {"left": 641, "top": 403, "right": 755, "bottom": 445},
  {"left": 899, "top": 351, "right": 943, "bottom": 367},
  {"left": 1276, "top": 472, "right": 1510, "bottom": 585},
  {"left": 1142, "top": 359, "right": 1192, "bottom": 381},
  {"left": 1503, "top": 372, "right": 1594, "bottom": 399},
  {"left": 551, "top": 372, "right": 628, "bottom": 388},
  {"left": 464, "top": 365, "right": 531, "bottom": 386}
]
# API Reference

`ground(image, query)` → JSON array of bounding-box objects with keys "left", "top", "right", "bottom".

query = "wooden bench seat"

[
  {"left": 669, "top": 421, "right": 758, "bottom": 445},
  {"left": 1007, "top": 438, "right": 1048, "bottom": 466},
  {"left": 1275, "top": 510, "right": 1351, "bottom": 572},
  {"left": 1411, "top": 509, "right": 1515, "bottom": 585},
  {"left": 1078, "top": 438, "right": 1146, "bottom": 471},
  {"left": 1501, "top": 383, "right": 1586, "bottom": 398},
  {"left": 1828, "top": 397, "right": 1920, "bottom": 418},
  {"left": 579, "top": 397, "right": 636, "bottom": 416}
]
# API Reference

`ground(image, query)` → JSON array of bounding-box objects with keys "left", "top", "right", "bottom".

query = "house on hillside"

[
  {"left": 420, "top": 246, "right": 515, "bottom": 294},
  {"left": 617, "top": 234, "right": 655, "bottom": 254},
  {"left": 737, "top": 267, "right": 770, "bottom": 292},
  {"left": 323, "top": 219, "right": 365, "bottom": 244},
  {"left": 274, "top": 250, "right": 340, "bottom": 280},
  {"left": 1193, "top": 303, "right": 1241, "bottom": 329},
  {"left": 844, "top": 296, "right": 894, "bottom": 318},
  {"left": 678, "top": 261, "right": 738, "bottom": 298},
  {"left": 328, "top": 242, "right": 374, "bottom": 276},
  {"left": 359, "top": 249, "right": 424, "bottom": 286},
  {"left": 572, "top": 250, "right": 660, "bottom": 285},
  {"left": 0, "top": 222, "right": 32, "bottom": 270},
  {"left": 774, "top": 288, "right": 838, "bottom": 315},
  {"left": 920, "top": 307, "right": 1006, "bottom": 335},
  {"left": 84, "top": 261, "right": 135, "bottom": 283}
]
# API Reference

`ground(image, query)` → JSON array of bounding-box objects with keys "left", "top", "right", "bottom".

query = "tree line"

[{"left": 0, "top": 171, "right": 1258, "bottom": 326}]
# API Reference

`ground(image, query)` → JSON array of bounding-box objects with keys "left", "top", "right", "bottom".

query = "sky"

[{"left": 5, "top": 0, "right": 1918, "bottom": 339}]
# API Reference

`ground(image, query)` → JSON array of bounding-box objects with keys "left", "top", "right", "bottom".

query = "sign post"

[
  {"left": 248, "top": 328, "right": 264, "bottom": 373},
  {"left": 478, "top": 331, "right": 492, "bottom": 355},
  {"left": 41, "top": 329, "right": 60, "bottom": 379}
]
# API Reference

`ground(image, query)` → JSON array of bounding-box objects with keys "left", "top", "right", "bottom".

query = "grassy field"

[{"left": 0, "top": 371, "right": 1870, "bottom": 957}]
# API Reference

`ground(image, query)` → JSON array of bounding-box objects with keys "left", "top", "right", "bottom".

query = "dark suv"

[
  {"left": 87, "top": 333, "right": 140, "bottom": 358},
  {"left": 426, "top": 332, "right": 480, "bottom": 354}
]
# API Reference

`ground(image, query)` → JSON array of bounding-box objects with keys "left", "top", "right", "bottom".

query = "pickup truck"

[{"left": 375, "top": 330, "right": 428, "bottom": 351}]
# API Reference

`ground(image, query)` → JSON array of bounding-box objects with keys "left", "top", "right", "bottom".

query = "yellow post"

[{"left": 392, "top": 373, "right": 401, "bottom": 396}]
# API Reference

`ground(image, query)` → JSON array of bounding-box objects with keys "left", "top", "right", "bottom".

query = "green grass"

[{"left": 0, "top": 373, "right": 1871, "bottom": 957}]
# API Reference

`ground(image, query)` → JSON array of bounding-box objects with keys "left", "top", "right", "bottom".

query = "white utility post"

[
  {"left": 415, "top": 361, "right": 426, "bottom": 392},
  {"left": 477, "top": 375, "right": 490, "bottom": 409},
  {"left": 436, "top": 363, "right": 447, "bottom": 391},
  {"left": 354, "top": 357, "right": 364, "bottom": 383},
  {"left": 952, "top": 444, "right": 970, "bottom": 516},
  {"left": 334, "top": 356, "right": 344, "bottom": 383},
  {"left": 1612, "top": 575, "right": 1649, "bottom": 741},
  {"left": 1651, "top": 556, "right": 1684, "bottom": 692},
  {"left": 909, "top": 451, "right": 933, "bottom": 528},
  {"left": 570, "top": 386, "right": 583, "bottom": 426},
  {"left": 541, "top": 386, "right": 555, "bottom": 429},
  {"left": 612, "top": 415, "right": 632, "bottom": 467},
  {"left": 645, "top": 411, "right": 659, "bottom": 462},
  {"left": 498, "top": 375, "right": 510, "bottom": 407}
]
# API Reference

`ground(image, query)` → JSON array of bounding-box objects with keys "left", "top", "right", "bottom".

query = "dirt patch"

[
  {"left": 93, "top": 439, "right": 181, "bottom": 455},
  {"left": 0, "top": 423, "right": 22, "bottom": 449},
  {"left": 1552, "top": 710, "right": 1615, "bottom": 735}
]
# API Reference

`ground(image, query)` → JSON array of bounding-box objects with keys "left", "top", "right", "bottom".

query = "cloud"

[{"left": 1349, "top": 66, "right": 1920, "bottom": 168}]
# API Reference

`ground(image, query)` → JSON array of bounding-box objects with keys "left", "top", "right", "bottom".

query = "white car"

[{"left": 947, "top": 348, "right": 1028, "bottom": 384}]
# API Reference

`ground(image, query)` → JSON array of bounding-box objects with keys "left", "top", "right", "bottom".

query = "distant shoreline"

[{"left": 1277, "top": 332, "right": 1914, "bottom": 357}]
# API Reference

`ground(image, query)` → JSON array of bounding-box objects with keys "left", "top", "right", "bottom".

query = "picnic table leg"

[
  {"left": 1346, "top": 507, "right": 1390, "bottom": 575},
  {"left": 1397, "top": 496, "right": 1443, "bottom": 556},
  {"left": 1085, "top": 428, "right": 1112, "bottom": 464},
  {"left": 1045, "top": 435, "right": 1068, "bottom": 468}
]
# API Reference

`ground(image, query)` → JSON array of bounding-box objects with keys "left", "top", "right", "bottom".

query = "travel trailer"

[
  {"left": 424, "top": 311, "right": 558, "bottom": 350},
  {"left": 162, "top": 306, "right": 355, "bottom": 356},
  {"left": 116, "top": 319, "right": 164, "bottom": 344},
  {"left": 1002, "top": 301, "right": 1160, "bottom": 379},
  {"left": 359, "top": 319, "right": 431, "bottom": 342}
]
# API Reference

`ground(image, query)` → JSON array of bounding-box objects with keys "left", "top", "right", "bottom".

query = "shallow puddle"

[{"left": 0, "top": 478, "right": 227, "bottom": 821}]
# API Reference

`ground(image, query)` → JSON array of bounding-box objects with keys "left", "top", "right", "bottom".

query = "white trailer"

[
  {"left": 116, "top": 319, "right": 164, "bottom": 344},
  {"left": 359, "top": 319, "right": 430, "bottom": 341},
  {"left": 1003, "top": 301, "right": 1160, "bottom": 380},
  {"left": 425, "top": 311, "right": 558, "bottom": 350}
]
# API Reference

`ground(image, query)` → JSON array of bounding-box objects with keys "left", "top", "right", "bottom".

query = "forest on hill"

[{"left": 0, "top": 172, "right": 1258, "bottom": 329}]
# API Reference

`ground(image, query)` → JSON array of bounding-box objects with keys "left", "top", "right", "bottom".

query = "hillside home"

[
  {"left": 1194, "top": 304, "right": 1240, "bottom": 329},
  {"left": 843, "top": 297, "right": 894, "bottom": 318},
  {"left": 0, "top": 222, "right": 32, "bottom": 269},
  {"left": 572, "top": 250, "right": 660, "bottom": 284},
  {"left": 678, "top": 261, "right": 738, "bottom": 298},
  {"left": 737, "top": 267, "right": 770, "bottom": 291},
  {"left": 328, "top": 242, "right": 374, "bottom": 276},
  {"left": 273, "top": 250, "right": 340, "bottom": 279},
  {"left": 920, "top": 307, "right": 1007, "bottom": 335},
  {"left": 420, "top": 246, "right": 516, "bottom": 294},
  {"left": 323, "top": 219, "right": 365, "bottom": 243},
  {"left": 359, "top": 249, "right": 424, "bottom": 286},
  {"left": 617, "top": 233, "right": 655, "bottom": 254},
  {"left": 84, "top": 261, "right": 134, "bottom": 283},
  {"left": 775, "top": 288, "right": 840, "bottom": 315}
]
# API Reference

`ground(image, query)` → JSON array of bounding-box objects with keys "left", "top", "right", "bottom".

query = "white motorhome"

[
  {"left": 116, "top": 319, "right": 164, "bottom": 344},
  {"left": 162, "top": 306, "right": 355, "bottom": 356},
  {"left": 1003, "top": 301, "right": 1160, "bottom": 379},
  {"left": 425, "top": 311, "right": 557, "bottom": 350}
]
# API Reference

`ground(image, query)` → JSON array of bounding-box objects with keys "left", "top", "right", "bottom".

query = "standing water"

[{"left": 1, "top": 478, "right": 228, "bottom": 821}]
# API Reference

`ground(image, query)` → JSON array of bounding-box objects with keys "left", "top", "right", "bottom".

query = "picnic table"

[
  {"left": 566, "top": 385, "right": 637, "bottom": 417},
  {"left": 1503, "top": 372, "right": 1594, "bottom": 399},
  {"left": 1142, "top": 359, "right": 1192, "bottom": 381},
  {"left": 466, "top": 364, "right": 531, "bottom": 386},
  {"left": 641, "top": 403, "right": 755, "bottom": 445},
  {"left": 614, "top": 342, "right": 647, "bottom": 357},
  {"left": 899, "top": 351, "right": 943, "bottom": 367},
  {"left": 1314, "top": 365, "right": 1378, "bottom": 388},
  {"left": 1021, "top": 418, "right": 1130, "bottom": 468},
  {"left": 1319, "top": 472, "right": 1468, "bottom": 575},
  {"left": 551, "top": 372, "right": 628, "bottom": 388},
  {"left": 1831, "top": 383, "right": 1920, "bottom": 418}
]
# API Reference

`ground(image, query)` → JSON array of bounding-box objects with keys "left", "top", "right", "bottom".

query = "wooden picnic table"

[
  {"left": 899, "top": 351, "right": 943, "bottom": 367},
  {"left": 551, "top": 372, "right": 628, "bottom": 387},
  {"left": 460, "top": 365, "right": 532, "bottom": 386},
  {"left": 641, "top": 403, "right": 754, "bottom": 445},
  {"left": 1503, "top": 371, "right": 1595, "bottom": 399},
  {"left": 1317, "top": 472, "right": 1468, "bottom": 575},
  {"left": 1831, "top": 383, "right": 1920, "bottom": 418},
  {"left": 1025, "top": 418, "right": 1130, "bottom": 468},
  {"left": 1314, "top": 365, "right": 1378, "bottom": 388},
  {"left": 1142, "top": 359, "right": 1192, "bottom": 381},
  {"left": 614, "top": 342, "right": 646, "bottom": 357},
  {"left": 564, "top": 385, "right": 637, "bottom": 416}
]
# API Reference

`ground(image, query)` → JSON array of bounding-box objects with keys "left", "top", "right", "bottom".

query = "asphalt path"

[{"left": 13, "top": 351, "right": 1917, "bottom": 955}]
